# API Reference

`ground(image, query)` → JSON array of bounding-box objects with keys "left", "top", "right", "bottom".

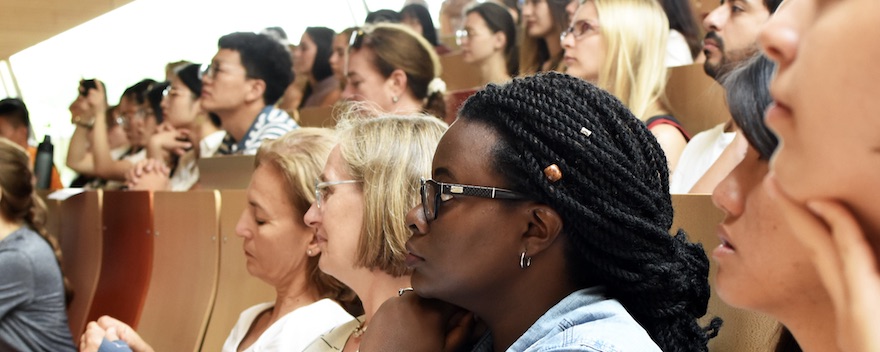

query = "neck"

[
  {"left": 479, "top": 54, "right": 512, "bottom": 85},
  {"left": 0, "top": 217, "right": 22, "bottom": 242},
  {"left": 269, "top": 271, "right": 321, "bottom": 324},
  {"left": 347, "top": 268, "right": 411, "bottom": 323},
  {"left": 390, "top": 95, "right": 424, "bottom": 116},
  {"left": 216, "top": 102, "right": 266, "bottom": 142},
  {"left": 773, "top": 296, "right": 840, "bottom": 352}
]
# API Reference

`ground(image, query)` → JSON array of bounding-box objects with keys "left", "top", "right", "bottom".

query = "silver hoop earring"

[
  {"left": 392, "top": 96, "right": 399, "bottom": 104},
  {"left": 520, "top": 251, "right": 531, "bottom": 269}
]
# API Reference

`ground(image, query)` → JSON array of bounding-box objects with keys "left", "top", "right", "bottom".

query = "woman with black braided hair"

[{"left": 362, "top": 72, "right": 718, "bottom": 352}]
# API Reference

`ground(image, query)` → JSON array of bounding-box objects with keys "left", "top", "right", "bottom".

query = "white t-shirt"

[
  {"left": 222, "top": 298, "right": 353, "bottom": 352},
  {"left": 669, "top": 123, "right": 736, "bottom": 193},
  {"left": 168, "top": 130, "right": 226, "bottom": 191}
]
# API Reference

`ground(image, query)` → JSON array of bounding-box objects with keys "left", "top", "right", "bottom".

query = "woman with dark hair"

[
  {"left": 401, "top": 4, "right": 451, "bottom": 55},
  {"left": 294, "top": 27, "right": 340, "bottom": 109},
  {"left": 342, "top": 23, "right": 446, "bottom": 120},
  {"left": 458, "top": 2, "right": 518, "bottom": 84},
  {"left": 363, "top": 72, "right": 719, "bottom": 351},
  {"left": 711, "top": 54, "right": 838, "bottom": 352},
  {"left": 520, "top": 0, "right": 570, "bottom": 74},
  {"left": 0, "top": 138, "right": 75, "bottom": 351},
  {"left": 659, "top": 0, "right": 701, "bottom": 66}
]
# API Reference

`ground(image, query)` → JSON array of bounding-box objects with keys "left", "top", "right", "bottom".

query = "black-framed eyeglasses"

[
  {"left": 561, "top": 20, "right": 600, "bottom": 41},
  {"left": 420, "top": 178, "right": 528, "bottom": 222},
  {"left": 315, "top": 178, "right": 362, "bottom": 209}
]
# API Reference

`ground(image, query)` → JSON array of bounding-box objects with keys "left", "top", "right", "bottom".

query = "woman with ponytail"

[
  {"left": 0, "top": 138, "right": 75, "bottom": 351},
  {"left": 363, "top": 72, "right": 719, "bottom": 351},
  {"left": 341, "top": 23, "right": 447, "bottom": 120}
]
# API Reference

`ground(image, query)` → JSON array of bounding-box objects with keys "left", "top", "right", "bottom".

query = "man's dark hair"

[
  {"left": 0, "top": 98, "right": 29, "bottom": 129},
  {"left": 218, "top": 32, "right": 294, "bottom": 105}
]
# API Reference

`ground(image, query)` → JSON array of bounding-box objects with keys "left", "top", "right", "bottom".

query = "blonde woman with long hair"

[{"left": 562, "top": 0, "right": 688, "bottom": 172}]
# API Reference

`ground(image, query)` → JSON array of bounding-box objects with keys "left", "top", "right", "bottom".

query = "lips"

[{"left": 404, "top": 243, "right": 424, "bottom": 267}]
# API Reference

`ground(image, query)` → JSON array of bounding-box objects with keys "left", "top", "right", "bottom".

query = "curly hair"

[{"left": 458, "top": 72, "right": 721, "bottom": 351}]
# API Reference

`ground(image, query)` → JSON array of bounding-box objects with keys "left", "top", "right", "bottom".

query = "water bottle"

[{"left": 34, "top": 136, "right": 53, "bottom": 190}]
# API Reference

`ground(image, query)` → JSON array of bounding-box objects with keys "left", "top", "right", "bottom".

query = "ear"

[
  {"left": 385, "top": 69, "right": 409, "bottom": 98},
  {"left": 245, "top": 79, "right": 267, "bottom": 104},
  {"left": 307, "top": 233, "right": 321, "bottom": 257},
  {"left": 492, "top": 31, "right": 507, "bottom": 51},
  {"left": 520, "top": 204, "right": 564, "bottom": 256}
]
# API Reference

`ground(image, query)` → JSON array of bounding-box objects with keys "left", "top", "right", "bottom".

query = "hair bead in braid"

[{"left": 458, "top": 72, "right": 719, "bottom": 351}]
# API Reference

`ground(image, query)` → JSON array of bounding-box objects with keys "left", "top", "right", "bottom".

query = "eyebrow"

[{"left": 433, "top": 167, "right": 453, "bottom": 181}]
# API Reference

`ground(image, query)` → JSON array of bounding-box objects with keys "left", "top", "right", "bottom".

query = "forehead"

[
  {"left": 347, "top": 49, "right": 379, "bottom": 76},
  {"left": 575, "top": 1, "right": 598, "bottom": 20},
  {"left": 433, "top": 120, "right": 500, "bottom": 180},
  {"left": 213, "top": 49, "right": 244, "bottom": 67}
]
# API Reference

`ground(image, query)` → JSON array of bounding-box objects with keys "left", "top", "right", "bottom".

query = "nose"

[
  {"left": 304, "top": 202, "right": 321, "bottom": 230},
  {"left": 759, "top": 0, "right": 801, "bottom": 69},
  {"left": 711, "top": 164, "right": 744, "bottom": 218},
  {"left": 341, "top": 81, "right": 356, "bottom": 101},
  {"left": 703, "top": 5, "right": 727, "bottom": 33},
  {"left": 405, "top": 203, "right": 429, "bottom": 237},
  {"left": 561, "top": 30, "right": 575, "bottom": 48},
  {"left": 234, "top": 209, "right": 252, "bottom": 239}
]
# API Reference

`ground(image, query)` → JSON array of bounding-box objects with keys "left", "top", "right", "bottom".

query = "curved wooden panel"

[
  {"left": 137, "top": 190, "right": 221, "bottom": 352},
  {"left": 671, "top": 194, "right": 778, "bottom": 352},
  {"left": 59, "top": 190, "right": 103, "bottom": 343},
  {"left": 665, "top": 63, "right": 732, "bottom": 136},
  {"left": 200, "top": 190, "right": 275, "bottom": 352},
  {"left": 87, "top": 191, "right": 154, "bottom": 329}
]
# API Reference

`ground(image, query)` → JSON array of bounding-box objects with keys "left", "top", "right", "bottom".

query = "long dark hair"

[
  {"left": 658, "top": 0, "right": 702, "bottom": 59},
  {"left": 459, "top": 72, "right": 721, "bottom": 351},
  {"left": 466, "top": 2, "right": 519, "bottom": 76}
]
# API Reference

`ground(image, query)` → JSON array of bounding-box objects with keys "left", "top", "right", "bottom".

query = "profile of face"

[
  {"left": 0, "top": 118, "right": 27, "bottom": 148},
  {"left": 293, "top": 33, "right": 318, "bottom": 77},
  {"left": 702, "top": 0, "right": 771, "bottom": 79},
  {"left": 117, "top": 96, "right": 139, "bottom": 146},
  {"left": 405, "top": 119, "right": 528, "bottom": 304},
  {"left": 561, "top": 1, "right": 605, "bottom": 82},
  {"left": 341, "top": 48, "right": 395, "bottom": 112},
  {"left": 237, "top": 164, "right": 316, "bottom": 285},
  {"left": 129, "top": 102, "right": 159, "bottom": 148},
  {"left": 711, "top": 145, "right": 823, "bottom": 312},
  {"left": 200, "top": 49, "right": 258, "bottom": 115},
  {"left": 762, "top": 0, "right": 880, "bottom": 203},
  {"left": 160, "top": 76, "right": 200, "bottom": 129},
  {"left": 329, "top": 33, "right": 349, "bottom": 82},
  {"left": 522, "top": 0, "right": 555, "bottom": 38},
  {"left": 304, "top": 146, "right": 366, "bottom": 283},
  {"left": 460, "top": 12, "right": 506, "bottom": 64}
]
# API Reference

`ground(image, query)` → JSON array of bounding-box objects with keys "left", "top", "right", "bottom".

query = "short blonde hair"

[
  {"left": 592, "top": 0, "right": 670, "bottom": 120},
  {"left": 254, "top": 128, "right": 353, "bottom": 302},
  {"left": 336, "top": 114, "right": 448, "bottom": 277}
]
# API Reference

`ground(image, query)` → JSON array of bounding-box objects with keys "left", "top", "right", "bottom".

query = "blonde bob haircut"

[
  {"left": 335, "top": 113, "right": 448, "bottom": 277},
  {"left": 590, "top": 0, "right": 670, "bottom": 120},
  {"left": 254, "top": 128, "right": 353, "bottom": 302}
]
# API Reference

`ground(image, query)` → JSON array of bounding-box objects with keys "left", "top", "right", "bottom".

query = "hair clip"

[
  {"left": 543, "top": 164, "right": 562, "bottom": 183},
  {"left": 580, "top": 127, "right": 592, "bottom": 137}
]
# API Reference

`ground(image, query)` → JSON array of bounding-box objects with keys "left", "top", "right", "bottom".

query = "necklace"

[{"left": 352, "top": 320, "right": 367, "bottom": 338}]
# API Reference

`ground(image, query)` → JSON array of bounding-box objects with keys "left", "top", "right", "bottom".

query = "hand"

[
  {"left": 360, "top": 292, "right": 478, "bottom": 352},
  {"left": 85, "top": 80, "right": 108, "bottom": 114},
  {"left": 148, "top": 124, "right": 192, "bottom": 162},
  {"left": 126, "top": 158, "right": 170, "bottom": 190},
  {"left": 764, "top": 174, "right": 880, "bottom": 352},
  {"left": 94, "top": 316, "right": 154, "bottom": 352}
]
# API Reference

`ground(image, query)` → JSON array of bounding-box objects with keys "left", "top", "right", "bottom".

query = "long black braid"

[{"left": 459, "top": 72, "right": 721, "bottom": 352}]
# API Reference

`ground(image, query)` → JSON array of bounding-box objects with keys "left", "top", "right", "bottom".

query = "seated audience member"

[
  {"left": 364, "top": 9, "right": 402, "bottom": 24},
  {"left": 669, "top": 0, "right": 781, "bottom": 193},
  {"left": 127, "top": 63, "right": 225, "bottom": 191},
  {"left": 659, "top": 0, "right": 701, "bottom": 66},
  {"left": 519, "top": 0, "right": 570, "bottom": 74},
  {"left": 80, "top": 128, "right": 355, "bottom": 352},
  {"left": 457, "top": 2, "right": 518, "bottom": 85},
  {"left": 761, "top": 0, "right": 880, "bottom": 351},
  {"left": 201, "top": 32, "right": 298, "bottom": 155},
  {"left": 301, "top": 114, "right": 447, "bottom": 352},
  {"left": 342, "top": 23, "right": 446, "bottom": 119},
  {"left": 439, "top": 0, "right": 471, "bottom": 36},
  {"left": 0, "top": 138, "right": 75, "bottom": 351},
  {"left": 66, "top": 79, "right": 158, "bottom": 189},
  {"left": 712, "top": 54, "right": 839, "bottom": 351},
  {"left": 400, "top": 4, "right": 451, "bottom": 55},
  {"left": 362, "top": 73, "right": 718, "bottom": 351},
  {"left": 562, "top": 0, "right": 688, "bottom": 172},
  {"left": 69, "top": 104, "right": 130, "bottom": 188},
  {"left": 328, "top": 28, "right": 356, "bottom": 90},
  {"left": 294, "top": 27, "right": 341, "bottom": 109},
  {"left": 0, "top": 98, "right": 63, "bottom": 189}
]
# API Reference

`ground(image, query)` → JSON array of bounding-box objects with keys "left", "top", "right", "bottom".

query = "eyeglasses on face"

[
  {"left": 314, "top": 178, "right": 362, "bottom": 209},
  {"left": 455, "top": 29, "right": 480, "bottom": 46},
  {"left": 198, "top": 63, "right": 218, "bottom": 81},
  {"left": 420, "top": 178, "right": 528, "bottom": 222},
  {"left": 561, "top": 20, "right": 600, "bottom": 41}
]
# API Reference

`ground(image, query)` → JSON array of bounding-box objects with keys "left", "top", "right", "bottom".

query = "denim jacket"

[{"left": 471, "top": 287, "right": 661, "bottom": 352}]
